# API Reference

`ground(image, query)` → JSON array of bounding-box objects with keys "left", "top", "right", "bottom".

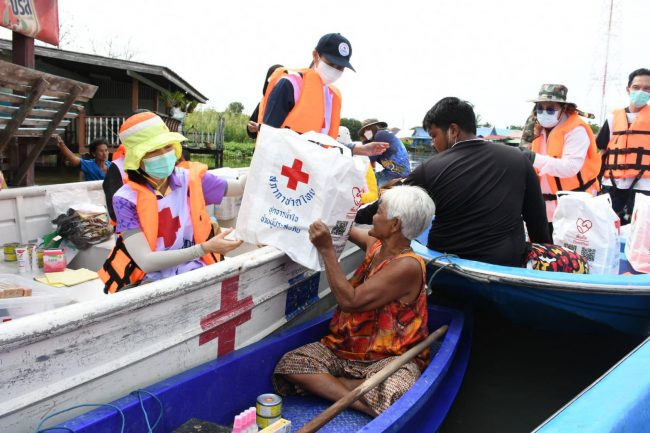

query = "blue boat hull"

[
  {"left": 534, "top": 337, "right": 650, "bottom": 432},
  {"left": 412, "top": 230, "right": 650, "bottom": 335},
  {"left": 54, "top": 305, "right": 470, "bottom": 433}
]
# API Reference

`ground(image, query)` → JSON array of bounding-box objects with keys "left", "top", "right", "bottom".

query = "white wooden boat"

[{"left": 0, "top": 178, "right": 364, "bottom": 433}]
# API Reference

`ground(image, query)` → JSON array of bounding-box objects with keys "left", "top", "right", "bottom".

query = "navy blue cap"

[{"left": 315, "top": 33, "right": 355, "bottom": 72}]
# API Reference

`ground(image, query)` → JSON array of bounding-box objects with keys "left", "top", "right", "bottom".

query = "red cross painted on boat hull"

[
  {"left": 281, "top": 159, "right": 309, "bottom": 190},
  {"left": 199, "top": 275, "right": 254, "bottom": 356}
]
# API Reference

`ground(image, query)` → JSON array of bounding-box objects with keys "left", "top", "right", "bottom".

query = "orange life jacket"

[
  {"left": 112, "top": 144, "right": 125, "bottom": 161},
  {"left": 532, "top": 113, "right": 601, "bottom": 200},
  {"left": 603, "top": 106, "right": 650, "bottom": 184},
  {"left": 99, "top": 162, "right": 221, "bottom": 294},
  {"left": 257, "top": 67, "right": 341, "bottom": 139},
  {"left": 107, "top": 145, "right": 126, "bottom": 227}
]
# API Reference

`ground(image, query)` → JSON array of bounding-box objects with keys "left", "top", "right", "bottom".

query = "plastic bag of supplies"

[
  {"left": 52, "top": 207, "right": 113, "bottom": 250},
  {"left": 625, "top": 193, "right": 650, "bottom": 274},
  {"left": 235, "top": 126, "right": 369, "bottom": 271},
  {"left": 552, "top": 192, "right": 620, "bottom": 275}
]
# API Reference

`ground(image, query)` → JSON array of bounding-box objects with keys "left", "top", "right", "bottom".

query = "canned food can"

[
  {"left": 256, "top": 393, "right": 282, "bottom": 424},
  {"left": 3, "top": 242, "right": 19, "bottom": 261},
  {"left": 256, "top": 414, "right": 282, "bottom": 429}
]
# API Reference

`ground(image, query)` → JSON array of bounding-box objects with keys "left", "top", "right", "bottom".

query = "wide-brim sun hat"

[
  {"left": 358, "top": 118, "right": 388, "bottom": 135},
  {"left": 528, "top": 83, "right": 577, "bottom": 107},
  {"left": 120, "top": 112, "right": 187, "bottom": 170}
]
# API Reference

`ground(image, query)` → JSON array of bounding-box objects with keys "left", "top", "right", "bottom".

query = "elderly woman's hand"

[{"left": 309, "top": 220, "right": 333, "bottom": 251}]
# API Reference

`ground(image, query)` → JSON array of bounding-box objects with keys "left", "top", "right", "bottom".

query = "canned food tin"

[
  {"left": 256, "top": 393, "right": 282, "bottom": 418},
  {"left": 256, "top": 414, "right": 282, "bottom": 429},
  {"left": 3, "top": 242, "right": 19, "bottom": 261}
]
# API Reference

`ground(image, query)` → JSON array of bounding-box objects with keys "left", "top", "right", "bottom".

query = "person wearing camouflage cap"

[
  {"left": 596, "top": 68, "right": 650, "bottom": 224},
  {"left": 520, "top": 84, "right": 602, "bottom": 225}
]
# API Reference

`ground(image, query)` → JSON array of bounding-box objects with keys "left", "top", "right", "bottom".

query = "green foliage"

[
  {"left": 223, "top": 112, "right": 252, "bottom": 143},
  {"left": 340, "top": 118, "right": 362, "bottom": 141},
  {"left": 227, "top": 101, "right": 245, "bottom": 115},
  {"left": 184, "top": 108, "right": 220, "bottom": 132},
  {"left": 160, "top": 90, "right": 198, "bottom": 113},
  {"left": 223, "top": 141, "right": 255, "bottom": 159},
  {"left": 588, "top": 122, "right": 601, "bottom": 135},
  {"left": 184, "top": 108, "right": 254, "bottom": 143},
  {"left": 508, "top": 125, "right": 523, "bottom": 130}
]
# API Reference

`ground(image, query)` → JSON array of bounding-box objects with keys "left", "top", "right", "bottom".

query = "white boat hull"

[{"left": 0, "top": 179, "right": 364, "bottom": 432}]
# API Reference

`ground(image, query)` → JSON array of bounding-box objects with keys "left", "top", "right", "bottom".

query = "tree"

[
  {"left": 507, "top": 125, "right": 523, "bottom": 130},
  {"left": 340, "top": 118, "right": 362, "bottom": 141},
  {"left": 227, "top": 102, "right": 245, "bottom": 115},
  {"left": 475, "top": 113, "right": 491, "bottom": 128},
  {"left": 588, "top": 122, "right": 601, "bottom": 135}
]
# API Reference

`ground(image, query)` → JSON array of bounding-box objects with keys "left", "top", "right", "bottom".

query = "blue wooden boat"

[
  {"left": 412, "top": 228, "right": 650, "bottom": 335},
  {"left": 533, "top": 336, "right": 650, "bottom": 432},
  {"left": 48, "top": 304, "right": 470, "bottom": 433}
]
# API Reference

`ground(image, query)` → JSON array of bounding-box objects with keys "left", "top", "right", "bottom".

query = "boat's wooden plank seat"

[{"left": 0, "top": 60, "right": 97, "bottom": 184}]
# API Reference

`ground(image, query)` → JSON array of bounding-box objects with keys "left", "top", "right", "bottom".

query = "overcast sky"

[{"left": 1, "top": 0, "right": 646, "bottom": 130}]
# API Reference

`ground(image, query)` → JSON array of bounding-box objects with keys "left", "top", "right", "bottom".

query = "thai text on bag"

[{"left": 235, "top": 126, "right": 369, "bottom": 271}]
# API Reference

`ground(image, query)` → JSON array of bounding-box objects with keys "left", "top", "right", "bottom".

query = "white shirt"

[
  {"left": 601, "top": 110, "right": 650, "bottom": 191},
  {"left": 533, "top": 114, "right": 595, "bottom": 221}
]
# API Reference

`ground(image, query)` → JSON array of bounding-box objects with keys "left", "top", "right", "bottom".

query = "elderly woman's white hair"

[{"left": 380, "top": 186, "right": 435, "bottom": 240}]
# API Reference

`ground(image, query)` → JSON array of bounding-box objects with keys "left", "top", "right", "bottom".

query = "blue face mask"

[
  {"left": 630, "top": 90, "right": 650, "bottom": 107},
  {"left": 142, "top": 150, "right": 176, "bottom": 179}
]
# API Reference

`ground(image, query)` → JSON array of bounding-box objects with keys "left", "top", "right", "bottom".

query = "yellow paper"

[
  {"left": 35, "top": 276, "right": 66, "bottom": 288},
  {"left": 44, "top": 268, "right": 99, "bottom": 286}
]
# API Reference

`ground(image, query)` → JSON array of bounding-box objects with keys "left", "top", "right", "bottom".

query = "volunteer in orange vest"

[
  {"left": 255, "top": 33, "right": 384, "bottom": 156},
  {"left": 99, "top": 112, "right": 244, "bottom": 293},
  {"left": 259, "top": 32, "right": 353, "bottom": 139},
  {"left": 596, "top": 68, "right": 650, "bottom": 223},
  {"left": 520, "top": 84, "right": 601, "bottom": 224}
]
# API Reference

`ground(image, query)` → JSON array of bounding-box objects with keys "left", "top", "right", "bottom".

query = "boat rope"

[
  {"left": 425, "top": 254, "right": 460, "bottom": 294},
  {"left": 33, "top": 389, "right": 163, "bottom": 433},
  {"left": 34, "top": 403, "right": 125, "bottom": 433},
  {"left": 132, "top": 389, "right": 164, "bottom": 433}
]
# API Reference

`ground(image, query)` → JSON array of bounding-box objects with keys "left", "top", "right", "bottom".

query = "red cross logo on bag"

[
  {"left": 281, "top": 159, "right": 310, "bottom": 190},
  {"left": 576, "top": 218, "right": 593, "bottom": 234}
]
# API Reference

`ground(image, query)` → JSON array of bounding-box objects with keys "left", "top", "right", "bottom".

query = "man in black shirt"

[{"left": 405, "top": 97, "right": 551, "bottom": 267}]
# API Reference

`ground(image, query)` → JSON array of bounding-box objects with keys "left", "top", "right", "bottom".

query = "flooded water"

[{"left": 438, "top": 305, "right": 642, "bottom": 433}]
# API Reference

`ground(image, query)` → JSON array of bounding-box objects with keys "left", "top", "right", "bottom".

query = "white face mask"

[
  {"left": 537, "top": 112, "right": 560, "bottom": 128},
  {"left": 363, "top": 130, "right": 373, "bottom": 140},
  {"left": 316, "top": 59, "right": 343, "bottom": 85}
]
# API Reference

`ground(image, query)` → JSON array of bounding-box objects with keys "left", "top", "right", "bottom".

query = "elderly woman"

[
  {"left": 99, "top": 112, "right": 244, "bottom": 293},
  {"left": 273, "top": 186, "right": 436, "bottom": 416}
]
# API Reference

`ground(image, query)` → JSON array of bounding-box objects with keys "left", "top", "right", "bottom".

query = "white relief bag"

[
  {"left": 625, "top": 193, "right": 650, "bottom": 273},
  {"left": 235, "top": 126, "right": 369, "bottom": 271},
  {"left": 552, "top": 192, "right": 621, "bottom": 275}
]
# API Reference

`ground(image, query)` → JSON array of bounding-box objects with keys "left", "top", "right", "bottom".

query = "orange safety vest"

[
  {"left": 532, "top": 113, "right": 601, "bottom": 200},
  {"left": 112, "top": 144, "right": 125, "bottom": 161},
  {"left": 257, "top": 67, "right": 342, "bottom": 139},
  {"left": 603, "top": 106, "right": 650, "bottom": 184},
  {"left": 98, "top": 162, "right": 221, "bottom": 294}
]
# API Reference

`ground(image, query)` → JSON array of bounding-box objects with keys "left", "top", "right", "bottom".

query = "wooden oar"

[{"left": 296, "top": 324, "right": 449, "bottom": 433}]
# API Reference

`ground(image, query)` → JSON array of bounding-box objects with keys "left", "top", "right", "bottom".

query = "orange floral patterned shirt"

[{"left": 321, "top": 241, "right": 430, "bottom": 370}]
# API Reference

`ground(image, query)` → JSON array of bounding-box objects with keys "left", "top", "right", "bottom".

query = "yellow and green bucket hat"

[{"left": 119, "top": 112, "right": 187, "bottom": 170}]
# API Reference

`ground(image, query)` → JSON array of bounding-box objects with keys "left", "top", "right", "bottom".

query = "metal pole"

[{"left": 600, "top": 0, "right": 614, "bottom": 123}]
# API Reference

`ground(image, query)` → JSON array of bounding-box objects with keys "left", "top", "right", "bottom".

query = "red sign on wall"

[{"left": 1, "top": 0, "right": 59, "bottom": 45}]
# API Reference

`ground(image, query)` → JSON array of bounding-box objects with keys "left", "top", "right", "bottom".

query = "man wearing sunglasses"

[
  {"left": 596, "top": 68, "right": 650, "bottom": 224},
  {"left": 520, "top": 84, "right": 601, "bottom": 225}
]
